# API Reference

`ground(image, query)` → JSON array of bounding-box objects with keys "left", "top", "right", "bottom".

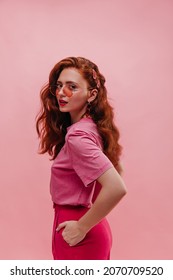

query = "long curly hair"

[{"left": 36, "top": 57, "right": 123, "bottom": 174}]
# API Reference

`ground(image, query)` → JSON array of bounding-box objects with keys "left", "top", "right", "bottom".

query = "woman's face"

[{"left": 55, "top": 68, "right": 90, "bottom": 123}]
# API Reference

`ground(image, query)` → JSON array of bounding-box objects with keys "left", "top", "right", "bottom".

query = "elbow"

[
  {"left": 121, "top": 187, "right": 127, "bottom": 197},
  {"left": 118, "top": 183, "right": 127, "bottom": 199}
]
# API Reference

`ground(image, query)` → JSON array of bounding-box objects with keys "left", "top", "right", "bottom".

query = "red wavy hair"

[{"left": 36, "top": 57, "right": 123, "bottom": 174}]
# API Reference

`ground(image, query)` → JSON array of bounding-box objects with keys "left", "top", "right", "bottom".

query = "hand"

[{"left": 56, "top": 220, "right": 87, "bottom": 246}]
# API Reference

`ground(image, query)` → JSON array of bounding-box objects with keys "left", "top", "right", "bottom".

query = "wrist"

[{"left": 78, "top": 218, "right": 92, "bottom": 234}]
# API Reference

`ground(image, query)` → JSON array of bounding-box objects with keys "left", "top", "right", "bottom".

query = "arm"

[
  {"left": 78, "top": 167, "right": 126, "bottom": 232},
  {"left": 57, "top": 167, "right": 127, "bottom": 246}
]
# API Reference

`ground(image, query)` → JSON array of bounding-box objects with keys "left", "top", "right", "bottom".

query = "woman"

[{"left": 36, "top": 57, "right": 127, "bottom": 260}]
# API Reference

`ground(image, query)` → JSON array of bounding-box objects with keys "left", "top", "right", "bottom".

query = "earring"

[
  {"left": 86, "top": 101, "right": 91, "bottom": 115},
  {"left": 80, "top": 101, "right": 91, "bottom": 120}
]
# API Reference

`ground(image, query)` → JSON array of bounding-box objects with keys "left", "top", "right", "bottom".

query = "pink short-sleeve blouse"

[{"left": 50, "top": 118, "right": 113, "bottom": 207}]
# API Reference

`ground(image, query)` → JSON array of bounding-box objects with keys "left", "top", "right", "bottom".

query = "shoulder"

[
  {"left": 66, "top": 118, "right": 102, "bottom": 148},
  {"left": 66, "top": 118, "right": 99, "bottom": 140}
]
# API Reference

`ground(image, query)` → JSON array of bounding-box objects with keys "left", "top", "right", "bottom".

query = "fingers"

[
  {"left": 55, "top": 220, "right": 81, "bottom": 246},
  {"left": 56, "top": 225, "right": 73, "bottom": 246},
  {"left": 56, "top": 221, "right": 68, "bottom": 231}
]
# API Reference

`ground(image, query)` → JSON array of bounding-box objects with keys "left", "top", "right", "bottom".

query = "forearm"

[
  {"left": 78, "top": 168, "right": 127, "bottom": 232},
  {"left": 57, "top": 168, "right": 127, "bottom": 247}
]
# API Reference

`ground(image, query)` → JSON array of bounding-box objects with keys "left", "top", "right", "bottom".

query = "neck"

[
  {"left": 70, "top": 111, "right": 91, "bottom": 124},
  {"left": 80, "top": 112, "right": 91, "bottom": 120}
]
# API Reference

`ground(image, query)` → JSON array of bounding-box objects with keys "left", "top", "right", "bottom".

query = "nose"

[
  {"left": 57, "top": 85, "right": 66, "bottom": 96},
  {"left": 58, "top": 85, "right": 73, "bottom": 98}
]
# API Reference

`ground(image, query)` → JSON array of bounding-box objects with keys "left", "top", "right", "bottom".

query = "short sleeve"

[{"left": 67, "top": 130, "right": 113, "bottom": 187}]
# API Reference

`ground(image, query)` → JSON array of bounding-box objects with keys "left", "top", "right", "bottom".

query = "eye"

[
  {"left": 56, "top": 83, "right": 62, "bottom": 90},
  {"left": 68, "top": 84, "right": 77, "bottom": 90}
]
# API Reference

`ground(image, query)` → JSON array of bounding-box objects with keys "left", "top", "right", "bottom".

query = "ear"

[{"left": 87, "top": 89, "right": 98, "bottom": 103}]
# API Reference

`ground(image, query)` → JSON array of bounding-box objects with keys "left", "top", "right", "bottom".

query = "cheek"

[
  {"left": 64, "top": 87, "right": 73, "bottom": 97},
  {"left": 71, "top": 94, "right": 88, "bottom": 106}
]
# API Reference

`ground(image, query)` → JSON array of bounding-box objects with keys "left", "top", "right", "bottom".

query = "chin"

[{"left": 59, "top": 107, "right": 69, "bottom": 112}]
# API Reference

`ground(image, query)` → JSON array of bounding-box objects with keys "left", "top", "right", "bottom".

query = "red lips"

[{"left": 59, "top": 99, "right": 68, "bottom": 106}]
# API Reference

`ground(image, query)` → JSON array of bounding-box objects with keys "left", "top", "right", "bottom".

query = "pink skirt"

[{"left": 52, "top": 204, "right": 112, "bottom": 260}]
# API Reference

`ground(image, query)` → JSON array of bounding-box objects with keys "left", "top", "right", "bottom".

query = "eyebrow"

[
  {"left": 56, "top": 80, "right": 80, "bottom": 87},
  {"left": 56, "top": 80, "right": 79, "bottom": 85}
]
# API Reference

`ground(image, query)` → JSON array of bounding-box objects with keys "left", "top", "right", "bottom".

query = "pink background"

[{"left": 0, "top": 0, "right": 173, "bottom": 259}]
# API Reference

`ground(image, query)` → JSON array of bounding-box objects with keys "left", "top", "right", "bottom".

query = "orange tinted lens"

[{"left": 64, "top": 86, "right": 73, "bottom": 97}]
